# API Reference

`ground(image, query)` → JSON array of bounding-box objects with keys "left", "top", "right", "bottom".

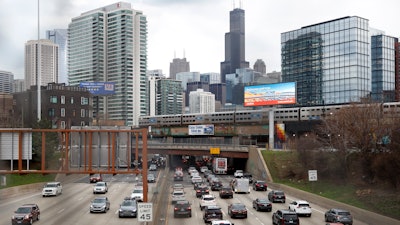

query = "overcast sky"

[{"left": 1, "top": 0, "right": 399, "bottom": 79}]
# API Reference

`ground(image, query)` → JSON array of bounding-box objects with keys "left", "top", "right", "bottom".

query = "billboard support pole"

[{"left": 269, "top": 109, "right": 274, "bottom": 150}]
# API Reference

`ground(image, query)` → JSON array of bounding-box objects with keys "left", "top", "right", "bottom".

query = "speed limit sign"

[
  {"left": 138, "top": 202, "right": 153, "bottom": 222},
  {"left": 308, "top": 170, "right": 318, "bottom": 181}
]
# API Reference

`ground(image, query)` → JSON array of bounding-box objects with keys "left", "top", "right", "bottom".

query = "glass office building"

[
  {"left": 68, "top": 2, "right": 147, "bottom": 126},
  {"left": 281, "top": 16, "right": 371, "bottom": 106},
  {"left": 371, "top": 34, "right": 397, "bottom": 102}
]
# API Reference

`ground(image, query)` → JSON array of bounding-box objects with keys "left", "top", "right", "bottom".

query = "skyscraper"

[
  {"left": 0, "top": 70, "right": 14, "bottom": 94},
  {"left": 46, "top": 29, "right": 68, "bottom": 84},
  {"left": 371, "top": 34, "right": 398, "bottom": 102},
  {"left": 169, "top": 57, "right": 190, "bottom": 80},
  {"left": 25, "top": 39, "right": 58, "bottom": 90},
  {"left": 253, "top": 59, "right": 266, "bottom": 75},
  {"left": 220, "top": 7, "right": 249, "bottom": 84},
  {"left": 68, "top": 2, "right": 147, "bottom": 126},
  {"left": 281, "top": 16, "right": 371, "bottom": 106}
]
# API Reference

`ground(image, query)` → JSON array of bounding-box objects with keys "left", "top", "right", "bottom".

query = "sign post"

[
  {"left": 138, "top": 202, "right": 153, "bottom": 222},
  {"left": 308, "top": 170, "right": 317, "bottom": 192}
]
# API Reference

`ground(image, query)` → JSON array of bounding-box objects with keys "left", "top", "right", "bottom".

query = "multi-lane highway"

[{"left": 0, "top": 168, "right": 372, "bottom": 225}]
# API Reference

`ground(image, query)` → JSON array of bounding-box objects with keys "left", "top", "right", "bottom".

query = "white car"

[
  {"left": 93, "top": 182, "right": 108, "bottom": 194},
  {"left": 200, "top": 166, "right": 208, "bottom": 173},
  {"left": 171, "top": 189, "right": 185, "bottom": 204},
  {"left": 234, "top": 170, "right": 244, "bottom": 178},
  {"left": 288, "top": 200, "right": 312, "bottom": 217},
  {"left": 42, "top": 182, "right": 62, "bottom": 197},
  {"left": 199, "top": 194, "right": 216, "bottom": 210},
  {"left": 191, "top": 175, "right": 203, "bottom": 184},
  {"left": 211, "top": 220, "right": 234, "bottom": 225},
  {"left": 131, "top": 187, "right": 144, "bottom": 202}
]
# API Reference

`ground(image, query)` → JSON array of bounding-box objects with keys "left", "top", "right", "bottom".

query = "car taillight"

[
  {"left": 174, "top": 207, "right": 178, "bottom": 211},
  {"left": 187, "top": 207, "right": 191, "bottom": 210}
]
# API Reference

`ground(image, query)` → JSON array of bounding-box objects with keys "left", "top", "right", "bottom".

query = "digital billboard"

[
  {"left": 244, "top": 82, "right": 296, "bottom": 106},
  {"left": 80, "top": 82, "right": 116, "bottom": 96}
]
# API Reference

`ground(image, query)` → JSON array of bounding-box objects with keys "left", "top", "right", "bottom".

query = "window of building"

[
  {"left": 81, "top": 109, "right": 85, "bottom": 117},
  {"left": 61, "top": 96, "right": 65, "bottom": 104},
  {"left": 80, "top": 121, "right": 86, "bottom": 126},
  {"left": 61, "top": 108, "right": 65, "bottom": 117},
  {"left": 48, "top": 108, "right": 55, "bottom": 117},
  {"left": 50, "top": 96, "right": 57, "bottom": 103},
  {"left": 81, "top": 97, "right": 88, "bottom": 105},
  {"left": 60, "top": 121, "right": 66, "bottom": 129},
  {"left": 71, "top": 97, "right": 74, "bottom": 104}
]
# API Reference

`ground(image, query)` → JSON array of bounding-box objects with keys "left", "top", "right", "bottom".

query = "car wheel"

[{"left": 36, "top": 214, "right": 40, "bottom": 221}]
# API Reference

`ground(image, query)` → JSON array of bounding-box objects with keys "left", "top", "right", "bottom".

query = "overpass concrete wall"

[{"left": 245, "top": 146, "right": 273, "bottom": 182}]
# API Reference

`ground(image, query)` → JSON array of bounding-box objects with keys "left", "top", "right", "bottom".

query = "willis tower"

[{"left": 220, "top": 7, "right": 249, "bottom": 84}]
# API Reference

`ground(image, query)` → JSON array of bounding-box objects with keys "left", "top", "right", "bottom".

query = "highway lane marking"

[{"left": 57, "top": 208, "right": 65, "bottom": 214}]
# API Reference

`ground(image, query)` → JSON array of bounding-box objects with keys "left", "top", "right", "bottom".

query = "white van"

[{"left": 42, "top": 182, "right": 62, "bottom": 197}]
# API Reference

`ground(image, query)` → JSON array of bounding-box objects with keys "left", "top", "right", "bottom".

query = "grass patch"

[
  {"left": 262, "top": 150, "right": 400, "bottom": 220},
  {"left": 0, "top": 174, "right": 56, "bottom": 189}
]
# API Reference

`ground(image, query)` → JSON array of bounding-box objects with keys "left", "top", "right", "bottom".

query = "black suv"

[
  {"left": 219, "top": 186, "right": 233, "bottom": 198},
  {"left": 272, "top": 209, "right": 299, "bottom": 225},
  {"left": 210, "top": 181, "right": 223, "bottom": 191},
  {"left": 203, "top": 205, "right": 223, "bottom": 223},
  {"left": 11, "top": 204, "right": 40, "bottom": 225},
  {"left": 268, "top": 190, "right": 286, "bottom": 203},
  {"left": 174, "top": 200, "right": 192, "bottom": 218}
]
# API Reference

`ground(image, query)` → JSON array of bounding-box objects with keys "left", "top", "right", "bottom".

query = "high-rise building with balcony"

[
  {"left": 25, "top": 39, "right": 58, "bottom": 90},
  {"left": 46, "top": 29, "right": 68, "bottom": 84},
  {"left": 220, "top": 7, "right": 249, "bottom": 84},
  {"left": 68, "top": 2, "right": 147, "bottom": 126},
  {"left": 189, "top": 89, "right": 215, "bottom": 113}
]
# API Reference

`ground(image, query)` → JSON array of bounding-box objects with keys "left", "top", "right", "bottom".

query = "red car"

[
  {"left": 89, "top": 174, "right": 103, "bottom": 183},
  {"left": 11, "top": 204, "right": 40, "bottom": 225}
]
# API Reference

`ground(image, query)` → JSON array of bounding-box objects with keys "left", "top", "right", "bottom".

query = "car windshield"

[
  {"left": 132, "top": 189, "right": 143, "bottom": 193},
  {"left": 122, "top": 201, "right": 135, "bottom": 206},
  {"left": 93, "top": 198, "right": 106, "bottom": 203},
  {"left": 96, "top": 183, "right": 105, "bottom": 187},
  {"left": 275, "top": 191, "right": 284, "bottom": 195},
  {"left": 173, "top": 192, "right": 184, "bottom": 196},
  {"left": 284, "top": 214, "right": 298, "bottom": 221},
  {"left": 299, "top": 203, "right": 310, "bottom": 207},
  {"left": 204, "top": 197, "right": 214, "bottom": 201},
  {"left": 232, "top": 204, "right": 245, "bottom": 210},
  {"left": 338, "top": 211, "right": 351, "bottom": 216},
  {"left": 45, "top": 183, "right": 57, "bottom": 187},
  {"left": 258, "top": 199, "right": 269, "bottom": 203},
  {"left": 16, "top": 207, "right": 31, "bottom": 214}
]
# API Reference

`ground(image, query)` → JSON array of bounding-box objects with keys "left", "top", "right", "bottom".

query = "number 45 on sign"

[{"left": 138, "top": 202, "right": 153, "bottom": 222}]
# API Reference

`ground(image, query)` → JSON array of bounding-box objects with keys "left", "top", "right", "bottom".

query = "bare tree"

[{"left": 316, "top": 101, "right": 395, "bottom": 182}]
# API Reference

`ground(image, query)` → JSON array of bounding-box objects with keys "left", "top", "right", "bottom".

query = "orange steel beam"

[
  {"left": 41, "top": 132, "right": 46, "bottom": 172},
  {"left": 0, "top": 128, "right": 149, "bottom": 202}
]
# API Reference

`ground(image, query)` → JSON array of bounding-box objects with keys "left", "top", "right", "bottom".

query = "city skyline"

[{"left": 0, "top": 0, "right": 399, "bottom": 79}]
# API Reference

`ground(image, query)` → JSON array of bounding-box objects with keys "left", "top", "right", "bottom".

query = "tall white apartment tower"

[
  {"left": 24, "top": 39, "right": 58, "bottom": 90},
  {"left": 68, "top": 2, "right": 147, "bottom": 126},
  {"left": 46, "top": 29, "right": 68, "bottom": 84}
]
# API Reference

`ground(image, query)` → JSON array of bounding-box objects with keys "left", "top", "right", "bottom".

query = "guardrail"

[{"left": 145, "top": 142, "right": 249, "bottom": 152}]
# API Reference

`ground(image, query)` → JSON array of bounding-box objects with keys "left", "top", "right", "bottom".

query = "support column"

[{"left": 269, "top": 110, "right": 274, "bottom": 150}]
